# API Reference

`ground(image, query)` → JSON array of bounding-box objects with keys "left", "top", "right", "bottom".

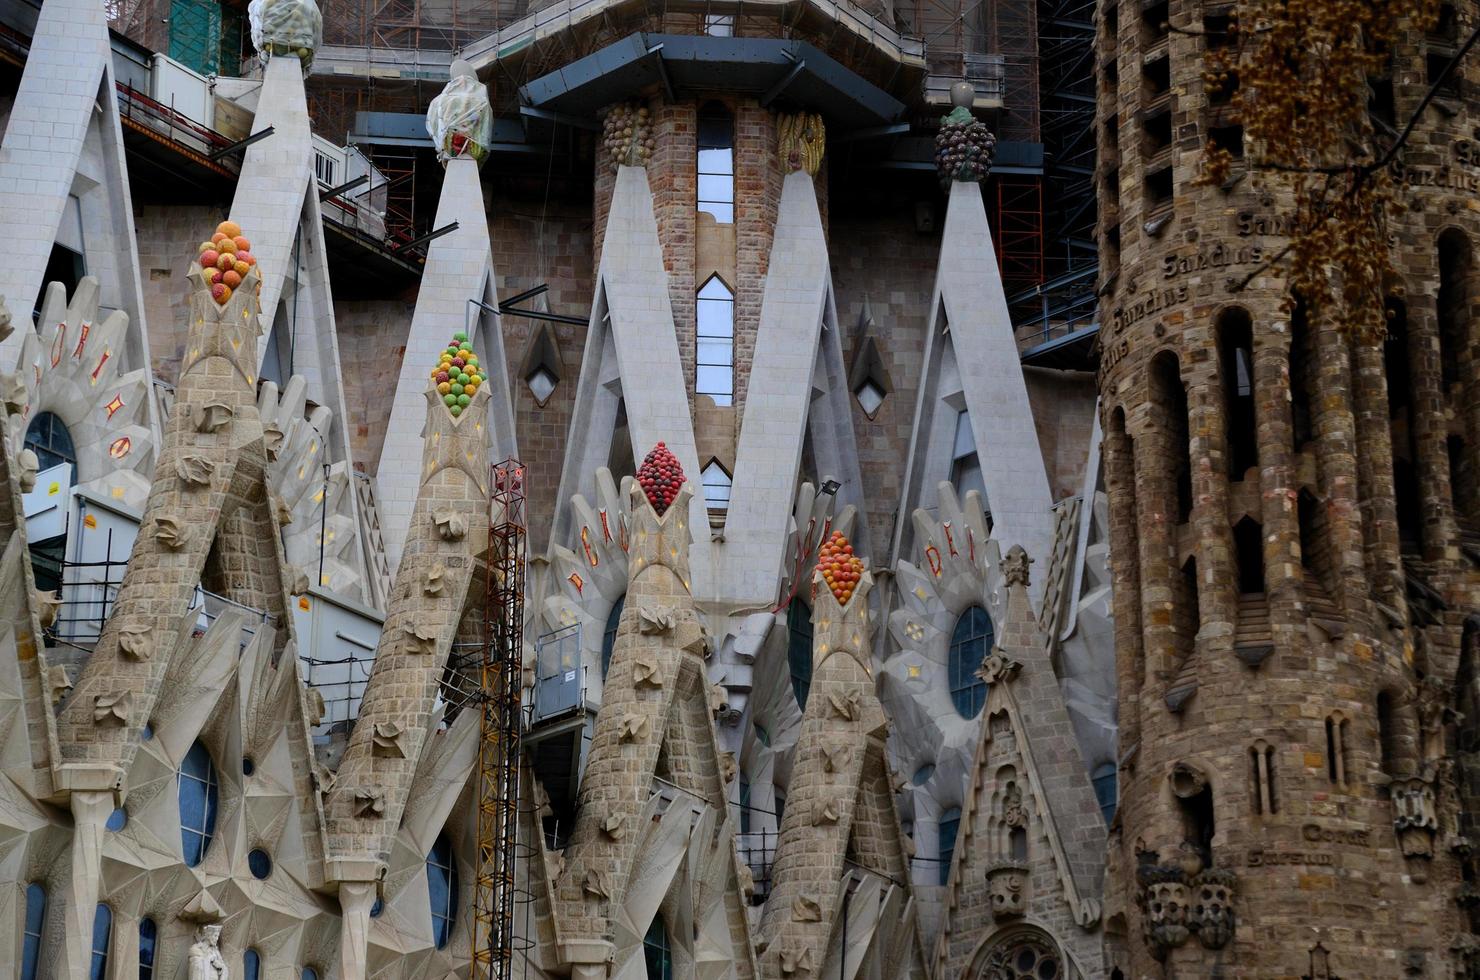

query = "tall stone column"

[{"left": 60, "top": 789, "right": 112, "bottom": 980}]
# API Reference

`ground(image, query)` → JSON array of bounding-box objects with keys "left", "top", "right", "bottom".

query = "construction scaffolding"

[{"left": 472, "top": 459, "right": 529, "bottom": 980}]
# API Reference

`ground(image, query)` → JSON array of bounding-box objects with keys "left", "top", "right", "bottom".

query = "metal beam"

[
  {"left": 395, "top": 222, "right": 459, "bottom": 253},
  {"left": 835, "top": 122, "right": 911, "bottom": 142},
  {"left": 208, "top": 126, "right": 274, "bottom": 160},
  {"left": 760, "top": 58, "right": 806, "bottom": 107},
  {"left": 519, "top": 105, "right": 602, "bottom": 132},
  {"left": 320, "top": 174, "right": 370, "bottom": 201}
]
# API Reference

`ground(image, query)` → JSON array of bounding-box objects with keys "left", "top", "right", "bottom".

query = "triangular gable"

[
  {"left": 893, "top": 181, "right": 1054, "bottom": 603},
  {"left": 723, "top": 171, "right": 867, "bottom": 601},
  {"left": 226, "top": 54, "right": 365, "bottom": 587},
  {"left": 932, "top": 570, "right": 1104, "bottom": 980},
  {"left": 0, "top": 0, "right": 152, "bottom": 378},
  {"left": 376, "top": 154, "right": 517, "bottom": 574},
  {"left": 551, "top": 166, "right": 709, "bottom": 592}
]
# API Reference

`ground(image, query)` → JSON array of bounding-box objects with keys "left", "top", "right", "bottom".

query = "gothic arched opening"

[{"left": 1219, "top": 306, "right": 1258, "bottom": 479}]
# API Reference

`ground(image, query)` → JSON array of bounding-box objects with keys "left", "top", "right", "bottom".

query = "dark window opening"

[
  {"left": 1451, "top": 436, "right": 1478, "bottom": 529},
  {"left": 1428, "top": 51, "right": 1461, "bottom": 99},
  {"left": 1093, "top": 763, "right": 1118, "bottom": 825},
  {"left": 1385, "top": 298, "right": 1422, "bottom": 551},
  {"left": 1104, "top": 167, "right": 1121, "bottom": 208},
  {"left": 1145, "top": 166, "right": 1174, "bottom": 212},
  {"left": 1369, "top": 74, "right": 1397, "bottom": 128},
  {"left": 1298, "top": 490, "right": 1321, "bottom": 573},
  {"left": 1434, "top": 3, "right": 1460, "bottom": 41},
  {"left": 34, "top": 242, "right": 84, "bottom": 324},
  {"left": 1220, "top": 307, "right": 1258, "bottom": 478},
  {"left": 1377, "top": 691, "right": 1400, "bottom": 776},
  {"left": 644, "top": 917, "right": 672, "bottom": 980},
  {"left": 1142, "top": 55, "right": 1171, "bottom": 97},
  {"left": 1203, "top": 8, "right": 1235, "bottom": 48},
  {"left": 1208, "top": 123, "right": 1244, "bottom": 158},
  {"left": 1175, "top": 557, "right": 1200, "bottom": 667},
  {"left": 1438, "top": 229, "right": 1472, "bottom": 392},
  {"left": 1290, "top": 296, "right": 1314, "bottom": 450},
  {"left": 787, "top": 598, "right": 813, "bottom": 709},
  {"left": 1177, "top": 783, "right": 1215, "bottom": 866},
  {"left": 1141, "top": 107, "right": 1172, "bottom": 153},
  {"left": 1151, "top": 353, "right": 1193, "bottom": 522},
  {"left": 1233, "top": 517, "right": 1265, "bottom": 595},
  {"left": 1103, "top": 0, "right": 1118, "bottom": 39},
  {"left": 1141, "top": 0, "right": 1168, "bottom": 41},
  {"left": 1009, "top": 826, "right": 1028, "bottom": 861}
]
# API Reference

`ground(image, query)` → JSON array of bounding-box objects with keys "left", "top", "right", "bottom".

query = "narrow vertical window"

[
  {"left": 178, "top": 740, "right": 220, "bottom": 867},
  {"left": 701, "top": 459, "right": 733, "bottom": 512},
  {"left": 139, "top": 917, "right": 158, "bottom": 980},
  {"left": 644, "top": 917, "right": 673, "bottom": 980},
  {"left": 787, "top": 598, "right": 813, "bottom": 708},
  {"left": 696, "top": 276, "right": 735, "bottom": 406},
  {"left": 601, "top": 593, "right": 626, "bottom": 679},
  {"left": 696, "top": 103, "right": 734, "bottom": 223},
  {"left": 938, "top": 807, "right": 961, "bottom": 885},
  {"left": 90, "top": 904, "right": 112, "bottom": 980},
  {"left": 1220, "top": 308, "right": 1258, "bottom": 478},
  {"left": 244, "top": 950, "right": 262, "bottom": 980},
  {"left": 948, "top": 606, "right": 993, "bottom": 717},
  {"left": 1092, "top": 763, "right": 1118, "bottom": 825},
  {"left": 1250, "top": 740, "right": 1277, "bottom": 814},
  {"left": 21, "top": 883, "right": 45, "bottom": 980},
  {"left": 426, "top": 832, "right": 458, "bottom": 949},
  {"left": 1325, "top": 713, "right": 1349, "bottom": 785}
]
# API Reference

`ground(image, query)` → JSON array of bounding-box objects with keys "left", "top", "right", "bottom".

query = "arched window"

[
  {"left": 697, "top": 103, "right": 734, "bottom": 224},
  {"left": 21, "top": 883, "right": 45, "bottom": 980},
  {"left": 1093, "top": 763, "right": 1118, "bottom": 825},
  {"left": 602, "top": 593, "right": 626, "bottom": 679},
  {"left": 937, "top": 806, "right": 961, "bottom": 885},
  {"left": 1385, "top": 297, "right": 1423, "bottom": 552},
  {"left": 697, "top": 276, "right": 735, "bottom": 406},
  {"left": 178, "top": 740, "right": 220, "bottom": 867},
  {"left": 981, "top": 930, "right": 1062, "bottom": 979},
  {"left": 244, "top": 950, "right": 262, "bottom": 980},
  {"left": 912, "top": 763, "right": 936, "bottom": 785},
  {"left": 139, "top": 918, "right": 158, "bottom": 980},
  {"left": 90, "top": 904, "right": 112, "bottom": 980},
  {"left": 427, "top": 832, "right": 458, "bottom": 949},
  {"left": 949, "top": 606, "right": 993, "bottom": 717},
  {"left": 1439, "top": 229, "right": 1473, "bottom": 392},
  {"left": 644, "top": 916, "right": 673, "bottom": 980},
  {"left": 24, "top": 411, "right": 77, "bottom": 478},
  {"left": 701, "top": 459, "right": 733, "bottom": 511},
  {"left": 302, "top": 969, "right": 319, "bottom": 980},
  {"left": 787, "top": 598, "right": 813, "bottom": 708},
  {"left": 1233, "top": 516, "right": 1265, "bottom": 594}
]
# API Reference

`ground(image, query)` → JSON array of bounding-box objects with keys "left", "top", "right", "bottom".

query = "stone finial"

[
  {"left": 434, "top": 508, "right": 468, "bottom": 541},
  {"left": 792, "top": 894, "right": 822, "bottom": 921},
  {"left": 821, "top": 742, "right": 853, "bottom": 773},
  {"left": 193, "top": 402, "right": 234, "bottom": 433},
  {"left": 354, "top": 786, "right": 386, "bottom": 817},
  {"left": 403, "top": 622, "right": 438, "bottom": 655},
  {"left": 118, "top": 623, "right": 153, "bottom": 661},
  {"left": 601, "top": 813, "right": 625, "bottom": 840},
  {"left": 638, "top": 605, "right": 675, "bottom": 634},
  {"left": 154, "top": 516, "right": 191, "bottom": 551},
  {"left": 633, "top": 654, "right": 663, "bottom": 688},
  {"left": 829, "top": 691, "right": 861, "bottom": 721},
  {"left": 175, "top": 454, "right": 216, "bottom": 487},
  {"left": 372, "top": 721, "right": 407, "bottom": 758},
  {"left": 780, "top": 947, "right": 815, "bottom": 976},
  {"left": 618, "top": 713, "right": 649, "bottom": 742},
  {"left": 1000, "top": 545, "right": 1033, "bottom": 588},
  {"left": 34, "top": 589, "right": 60, "bottom": 629},
  {"left": 93, "top": 691, "right": 131, "bottom": 725}
]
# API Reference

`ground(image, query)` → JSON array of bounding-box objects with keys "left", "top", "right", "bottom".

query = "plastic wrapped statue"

[
  {"left": 427, "top": 60, "right": 493, "bottom": 166},
  {"left": 248, "top": 0, "right": 323, "bottom": 66}
]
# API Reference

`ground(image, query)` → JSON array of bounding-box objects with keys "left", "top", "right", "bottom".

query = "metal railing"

[
  {"left": 301, "top": 630, "right": 376, "bottom": 736},
  {"left": 115, "top": 81, "right": 240, "bottom": 167},
  {"left": 49, "top": 556, "right": 276, "bottom": 654}
]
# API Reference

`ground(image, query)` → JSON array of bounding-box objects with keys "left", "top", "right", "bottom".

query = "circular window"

[
  {"left": 248, "top": 848, "right": 272, "bottom": 880},
  {"left": 243, "top": 757, "right": 256, "bottom": 776},
  {"left": 981, "top": 932, "right": 1061, "bottom": 980},
  {"left": 912, "top": 764, "right": 936, "bottom": 786},
  {"left": 105, "top": 808, "right": 127, "bottom": 832}
]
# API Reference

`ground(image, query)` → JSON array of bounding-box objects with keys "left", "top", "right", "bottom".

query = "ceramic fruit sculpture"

[
  {"left": 429, "top": 331, "right": 488, "bottom": 418},
  {"left": 934, "top": 105, "right": 996, "bottom": 185},
  {"left": 637, "top": 442, "right": 684, "bottom": 515},
  {"left": 817, "top": 530, "right": 864, "bottom": 605},
  {"left": 601, "top": 102, "right": 654, "bottom": 172},
  {"left": 249, "top": 0, "right": 322, "bottom": 64},
  {"left": 197, "top": 220, "right": 257, "bottom": 306},
  {"left": 778, "top": 110, "right": 826, "bottom": 176}
]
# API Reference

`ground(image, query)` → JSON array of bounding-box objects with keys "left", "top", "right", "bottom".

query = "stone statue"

[{"left": 188, "top": 924, "right": 228, "bottom": 980}]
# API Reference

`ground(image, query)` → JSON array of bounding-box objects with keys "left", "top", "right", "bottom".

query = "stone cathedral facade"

[{"left": 3, "top": 0, "right": 1480, "bottom": 974}]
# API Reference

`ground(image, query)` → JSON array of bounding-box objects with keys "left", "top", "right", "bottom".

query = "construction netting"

[
  {"left": 426, "top": 66, "right": 492, "bottom": 165},
  {"left": 248, "top": 0, "right": 322, "bottom": 65}
]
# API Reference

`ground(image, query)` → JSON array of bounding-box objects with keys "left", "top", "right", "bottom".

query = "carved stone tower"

[{"left": 1096, "top": 1, "right": 1480, "bottom": 975}]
